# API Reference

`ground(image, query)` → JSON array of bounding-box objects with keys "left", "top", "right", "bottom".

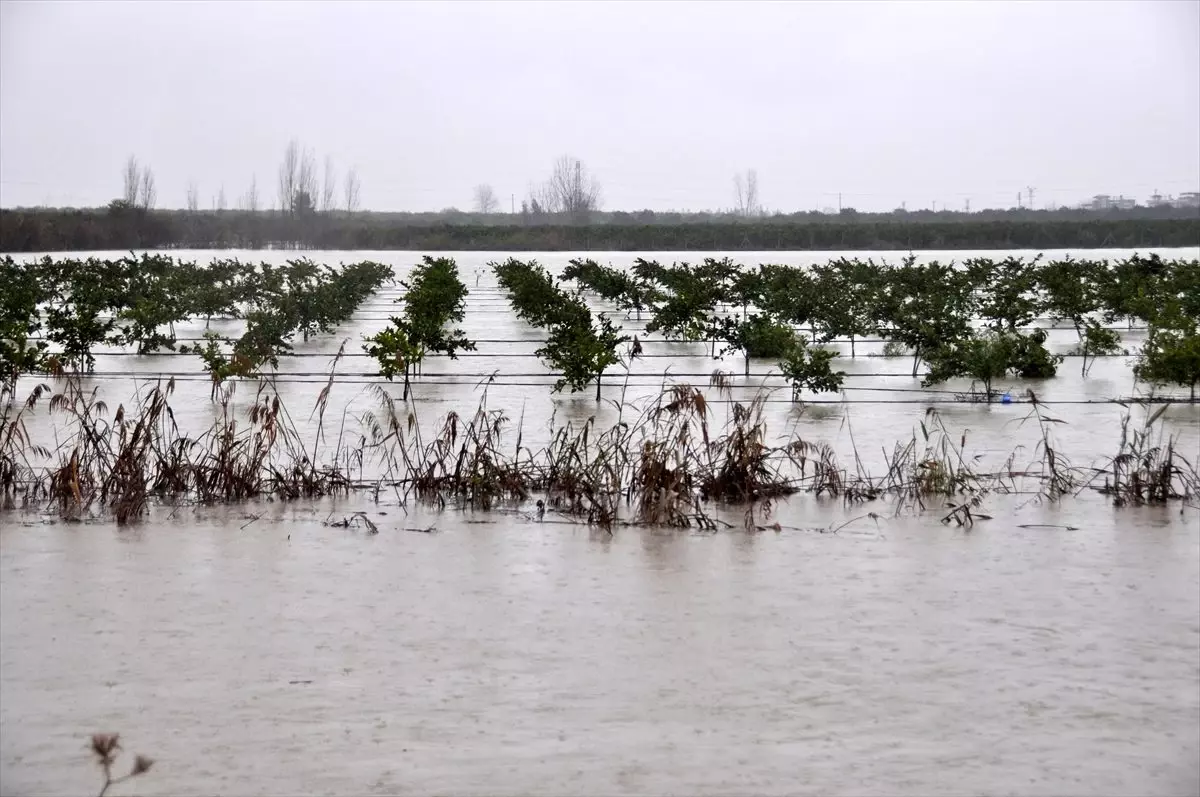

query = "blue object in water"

[{"left": 1001, "top": 391, "right": 1013, "bottom": 404}]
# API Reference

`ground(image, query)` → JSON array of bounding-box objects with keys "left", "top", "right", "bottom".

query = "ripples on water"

[{"left": 1, "top": 249, "right": 1198, "bottom": 795}]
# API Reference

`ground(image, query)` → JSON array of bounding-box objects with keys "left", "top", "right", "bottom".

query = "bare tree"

[
  {"left": 524, "top": 182, "right": 551, "bottom": 216},
  {"left": 278, "top": 139, "right": 319, "bottom": 214},
  {"left": 186, "top": 180, "right": 200, "bottom": 213},
  {"left": 123, "top": 156, "right": 140, "bottom": 205},
  {"left": 321, "top": 156, "right": 337, "bottom": 212},
  {"left": 139, "top": 167, "right": 157, "bottom": 209},
  {"left": 296, "top": 147, "right": 317, "bottom": 213},
  {"left": 734, "top": 169, "right": 759, "bottom": 217},
  {"left": 278, "top": 140, "right": 299, "bottom": 213},
  {"left": 241, "top": 174, "right": 260, "bottom": 212},
  {"left": 473, "top": 183, "right": 500, "bottom": 214},
  {"left": 344, "top": 167, "right": 361, "bottom": 213},
  {"left": 540, "top": 155, "right": 601, "bottom": 217}
]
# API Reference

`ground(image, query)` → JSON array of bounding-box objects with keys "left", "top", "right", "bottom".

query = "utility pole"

[
  {"left": 838, "top": 192, "right": 842, "bottom": 212},
  {"left": 932, "top": 200, "right": 937, "bottom": 212},
  {"left": 1026, "top": 185, "right": 1035, "bottom": 210},
  {"left": 965, "top": 198, "right": 971, "bottom": 213},
  {"left": 511, "top": 193, "right": 515, "bottom": 214}
]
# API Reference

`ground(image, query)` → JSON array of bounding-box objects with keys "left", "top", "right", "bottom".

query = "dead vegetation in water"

[
  {"left": 89, "top": 732, "right": 153, "bottom": 797},
  {"left": 2, "top": 352, "right": 1196, "bottom": 529},
  {"left": 1092, "top": 402, "right": 1199, "bottom": 506}
]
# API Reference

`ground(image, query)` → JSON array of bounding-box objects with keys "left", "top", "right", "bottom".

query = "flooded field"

[{"left": 2, "top": 248, "right": 1198, "bottom": 795}]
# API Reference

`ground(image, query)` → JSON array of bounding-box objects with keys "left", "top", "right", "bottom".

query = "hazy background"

[{"left": 1, "top": 0, "right": 1197, "bottom": 213}]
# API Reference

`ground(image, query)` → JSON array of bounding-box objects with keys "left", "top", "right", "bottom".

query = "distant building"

[
  {"left": 1084, "top": 194, "right": 1136, "bottom": 210},
  {"left": 1177, "top": 192, "right": 1200, "bottom": 209}
]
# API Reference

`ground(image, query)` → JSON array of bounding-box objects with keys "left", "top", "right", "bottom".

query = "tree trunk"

[{"left": 595, "top": 373, "right": 602, "bottom": 402}]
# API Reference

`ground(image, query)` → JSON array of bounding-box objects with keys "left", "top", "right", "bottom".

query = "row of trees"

[
  {"left": 363, "top": 257, "right": 474, "bottom": 399},
  {"left": 3, "top": 208, "right": 1195, "bottom": 253},
  {"left": 560, "top": 254, "right": 1199, "bottom": 400},
  {"left": 494, "top": 259, "right": 628, "bottom": 400},
  {"left": 275, "top": 140, "right": 361, "bottom": 216},
  {"left": 0, "top": 255, "right": 391, "bottom": 389},
  {"left": 117, "top": 141, "right": 363, "bottom": 218},
  {"left": 4, "top": 252, "right": 1195, "bottom": 401},
  {"left": 108, "top": 155, "right": 757, "bottom": 221}
]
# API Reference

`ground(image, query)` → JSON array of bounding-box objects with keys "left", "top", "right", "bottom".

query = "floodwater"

[{"left": 2, "top": 248, "right": 1199, "bottom": 795}]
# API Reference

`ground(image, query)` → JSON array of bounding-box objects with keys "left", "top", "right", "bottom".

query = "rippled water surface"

[
  {"left": 3, "top": 502, "right": 1198, "bottom": 796},
  {"left": 2, "top": 248, "right": 1199, "bottom": 795}
]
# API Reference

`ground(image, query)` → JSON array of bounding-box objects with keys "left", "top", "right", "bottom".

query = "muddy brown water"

[{"left": 2, "top": 248, "right": 1199, "bottom": 795}]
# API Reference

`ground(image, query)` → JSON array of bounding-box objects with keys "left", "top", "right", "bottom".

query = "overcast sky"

[{"left": 1, "top": 0, "right": 1197, "bottom": 213}]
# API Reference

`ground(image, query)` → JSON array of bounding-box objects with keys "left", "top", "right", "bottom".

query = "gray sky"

[{"left": 1, "top": 0, "right": 1197, "bottom": 213}]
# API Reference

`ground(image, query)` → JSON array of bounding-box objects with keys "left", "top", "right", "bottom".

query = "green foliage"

[
  {"left": 779, "top": 341, "right": 844, "bottom": 398},
  {"left": 1076, "top": 320, "right": 1122, "bottom": 377},
  {"left": 178, "top": 257, "right": 392, "bottom": 395},
  {"left": 43, "top": 257, "right": 126, "bottom": 372},
  {"left": 185, "top": 331, "right": 263, "bottom": 397},
  {"left": 497, "top": 258, "right": 629, "bottom": 398},
  {"left": 365, "top": 256, "right": 474, "bottom": 395},
  {"left": 756, "top": 263, "right": 816, "bottom": 327},
  {"left": 537, "top": 313, "right": 629, "bottom": 399},
  {"left": 493, "top": 259, "right": 588, "bottom": 329},
  {"left": 1005, "top": 328, "right": 1061, "bottom": 378},
  {"left": 969, "top": 255, "right": 1043, "bottom": 332},
  {"left": 0, "top": 257, "right": 51, "bottom": 385},
  {"left": 923, "top": 329, "right": 1062, "bottom": 400},
  {"left": 923, "top": 334, "right": 1013, "bottom": 400},
  {"left": 402, "top": 257, "right": 469, "bottom": 326},
  {"left": 808, "top": 258, "right": 884, "bottom": 355},
  {"left": 115, "top": 253, "right": 193, "bottom": 353},
  {"left": 1102, "top": 253, "right": 1171, "bottom": 328},
  {"left": 184, "top": 258, "right": 248, "bottom": 323},
  {"left": 712, "top": 314, "right": 798, "bottom": 376},
  {"left": 1135, "top": 324, "right": 1200, "bottom": 400},
  {"left": 878, "top": 258, "right": 977, "bottom": 376},
  {"left": 363, "top": 325, "right": 424, "bottom": 382},
  {"left": 1038, "top": 256, "right": 1119, "bottom": 375},
  {"left": 562, "top": 258, "right": 663, "bottom": 319},
  {"left": 1165, "top": 259, "right": 1200, "bottom": 325},
  {"left": 640, "top": 259, "right": 728, "bottom": 342}
]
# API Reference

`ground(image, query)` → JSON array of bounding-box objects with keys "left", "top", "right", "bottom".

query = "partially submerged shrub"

[
  {"left": 779, "top": 340, "right": 844, "bottom": 399},
  {"left": 924, "top": 330, "right": 1062, "bottom": 400},
  {"left": 1135, "top": 324, "right": 1200, "bottom": 400}
]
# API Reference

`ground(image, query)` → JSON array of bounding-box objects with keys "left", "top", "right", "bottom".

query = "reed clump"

[
  {"left": 2, "top": 357, "right": 1195, "bottom": 528},
  {"left": 1095, "top": 403, "right": 1199, "bottom": 506}
]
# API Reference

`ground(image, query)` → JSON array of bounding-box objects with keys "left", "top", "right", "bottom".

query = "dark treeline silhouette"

[{"left": 2, "top": 203, "right": 1197, "bottom": 252}]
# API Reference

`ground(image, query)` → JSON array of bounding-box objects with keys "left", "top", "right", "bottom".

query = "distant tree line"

[
  {"left": 4, "top": 138, "right": 1196, "bottom": 251},
  {"left": 1, "top": 206, "right": 1196, "bottom": 252}
]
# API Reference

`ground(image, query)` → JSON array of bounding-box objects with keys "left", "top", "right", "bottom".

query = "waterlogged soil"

[
  {"left": 1, "top": 498, "right": 1198, "bottom": 796},
  {"left": 2, "top": 249, "right": 1199, "bottom": 795}
]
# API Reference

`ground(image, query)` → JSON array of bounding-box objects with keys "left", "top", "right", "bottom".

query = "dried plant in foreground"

[{"left": 90, "top": 732, "right": 153, "bottom": 797}]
